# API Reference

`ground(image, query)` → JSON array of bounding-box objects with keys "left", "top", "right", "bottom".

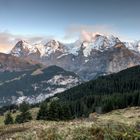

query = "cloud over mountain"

[
  {"left": 63, "top": 24, "right": 118, "bottom": 41},
  {"left": 0, "top": 31, "right": 54, "bottom": 53}
]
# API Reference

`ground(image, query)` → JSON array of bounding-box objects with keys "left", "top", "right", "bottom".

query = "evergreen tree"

[
  {"left": 4, "top": 112, "right": 14, "bottom": 125},
  {"left": 61, "top": 104, "right": 71, "bottom": 120},
  {"left": 37, "top": 102, "right": 48, "bottom": 120},
  {"left": 19, "top": 101, "right": 30, "bottom": 112},
  {"left": 47, "top": 100, "right": 62, "bottom": 121},
  {"left": 15, "top": 102, "right": 32, "bottom": 124},
  {"left": 37, "top": 100, "right": 72, "bottom": 121}
]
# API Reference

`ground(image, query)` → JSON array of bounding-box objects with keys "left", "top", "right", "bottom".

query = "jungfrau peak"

[{"left": 81, "top": 34, "right": 121, "bottom": 57}]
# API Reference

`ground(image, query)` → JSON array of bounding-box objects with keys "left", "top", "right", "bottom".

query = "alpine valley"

[{"left": 0, "top": 34, "right": 140, "bottom": 106}]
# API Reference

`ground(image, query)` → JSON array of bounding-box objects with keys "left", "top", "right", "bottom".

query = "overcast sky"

[{"left": 0, "top": 0, "right": 139, "bottom": 52}]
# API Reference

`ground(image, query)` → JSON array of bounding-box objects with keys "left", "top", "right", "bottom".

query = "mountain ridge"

[{"left": 9, "top": 34, "right": 140, "bottom": 80}]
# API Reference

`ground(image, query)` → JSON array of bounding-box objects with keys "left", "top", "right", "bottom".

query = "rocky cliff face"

[{"left": 0, "top": 53, "right": 39, "bottom": 72}]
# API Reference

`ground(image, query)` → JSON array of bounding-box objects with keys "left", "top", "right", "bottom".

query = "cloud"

[
  {"left": 63, "top": 24, "right": 119, "bottom": 42},
  {"left": 0, "top": 31, "right": 54, "bottom": 53},
  {"left": 0, "top": 32, "right": 15, "bottom": 53},
  {"left": 80, "top": 31, "right": 103, "bottom": 42}
]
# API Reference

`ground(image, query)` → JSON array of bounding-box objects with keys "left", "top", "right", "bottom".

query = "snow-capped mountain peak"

[
  {"left": 124, "top": 40, "right": 140, "bottom": 53},
  {"left": 11, "top": 39, "right": 66, "bottom": 57},
  {"left": 81, "top": 34, "right": 121, "bottom": 57},
  {"left": 10, "top": 35, "right": 140, "bottom": 59},
  {"left": 45, "top": 40, "right": 60, "bottom": 47},
  {"left": 90, "top": 34, "right": 120, "bottom": 48},
  {"left": 10, "top": 35, "right": 121, "bottom": 58},
  {"left": 43, "top": 40, "right": 65, "bottom": 56},
  {"left": 14, "top": 40, "right": 34, "bottom": 50},
  {"left": 11, "top": 40, "right": 39, "bottom": 57}
]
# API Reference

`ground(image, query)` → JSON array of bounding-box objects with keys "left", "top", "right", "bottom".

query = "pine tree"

[
  {"left": 47, "top": 101, "right": 61, "bottom": 121},
  {"left": 37, "top": 102, "right": 48, "bottom": 120},
  {"left": 15, "top": 102, "right": 32, "bottom": 124},
  {"left": 61, "top": 104, "right": 71, "bottom": 120},
  {"left": 37, "top": 101, "right": 72, "bottom": 121},
  {"left": 4, "top": 112, "right": 14, "bottom": 125}
]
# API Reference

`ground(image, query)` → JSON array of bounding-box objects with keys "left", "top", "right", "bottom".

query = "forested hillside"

[{"left": 39, "top": 66, "right": 140, "bottom": 119}]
